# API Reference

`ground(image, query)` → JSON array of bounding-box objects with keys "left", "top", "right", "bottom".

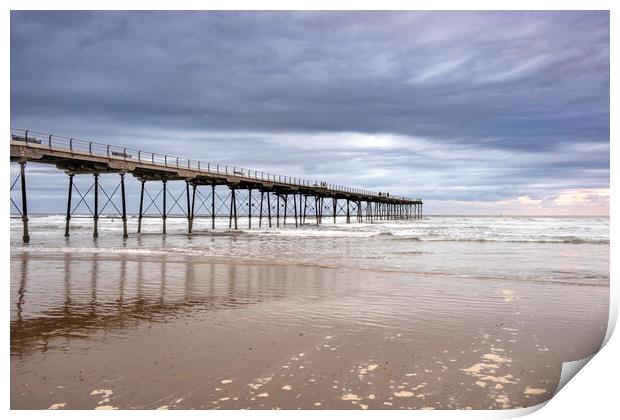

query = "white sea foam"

[{"left": 10, "top": 215, "right": 609, "bottom": 287}]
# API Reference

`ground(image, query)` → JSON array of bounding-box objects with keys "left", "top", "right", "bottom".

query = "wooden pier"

[{"left": 10, "top": 129, "right": 423, "bottom": 242}]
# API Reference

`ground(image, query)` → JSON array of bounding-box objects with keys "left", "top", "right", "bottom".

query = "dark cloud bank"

[{"left": 10, "top": 11, "right": 609, "bottom": 214}]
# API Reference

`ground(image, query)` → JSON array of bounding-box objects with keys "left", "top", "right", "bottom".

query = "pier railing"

[{"left": 10, "top": 128, "right": 419, "bottom": 201}]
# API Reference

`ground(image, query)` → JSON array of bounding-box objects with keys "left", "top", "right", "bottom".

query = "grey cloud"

[{"left": 10, "top": 11, "right": 609, "bottom": 212}]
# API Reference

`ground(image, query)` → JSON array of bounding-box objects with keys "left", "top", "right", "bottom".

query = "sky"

[{"left": 10, "top": 11, "right": 610, "bottom": 215}]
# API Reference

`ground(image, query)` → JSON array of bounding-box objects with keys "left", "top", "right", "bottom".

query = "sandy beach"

[{"left": 10, "top": 216, "right": 609, "bottom": 409}]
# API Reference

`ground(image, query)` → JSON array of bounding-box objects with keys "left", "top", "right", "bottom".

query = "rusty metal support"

[{"left": 64, "top": 173, "right": 74, "bottom": 237}]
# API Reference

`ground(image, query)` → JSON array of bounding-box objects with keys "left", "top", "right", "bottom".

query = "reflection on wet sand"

[
  {"left": 11, "top": 252, "right": 336, "bottom": 356},
  {"left": 11, "top": 251, "right": 607, "bottom": 410}
]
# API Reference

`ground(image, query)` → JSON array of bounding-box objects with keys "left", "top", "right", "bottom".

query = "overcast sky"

[{"left": 10, "top": 11, "right": 609, "bottom": 215}]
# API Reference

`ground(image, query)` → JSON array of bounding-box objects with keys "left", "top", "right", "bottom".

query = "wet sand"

[{"left": 10, "top": 251, "right": 608, "bottom": 410}]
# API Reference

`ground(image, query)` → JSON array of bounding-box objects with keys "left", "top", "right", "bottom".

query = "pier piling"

[
  {"left": 19, "top": 162, "right": 30, "bottom": 243},
  {"left": 121, "top": 173, "right": 128, "bottom": 238},
  {"left": 64, "top": 173, "right": 74, "bottom": 237},
  {"left": 93, "top": 174, "right": 99, "bottom": 238}
]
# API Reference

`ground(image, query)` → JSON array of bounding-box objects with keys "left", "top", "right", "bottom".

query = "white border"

[{"left": 3, "top": 1, "right": 616, "bottom": 419}]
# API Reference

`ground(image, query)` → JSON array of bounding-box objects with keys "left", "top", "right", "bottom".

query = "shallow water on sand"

[{"left": 10, "top": 216, "right": 609, "bottom": 409}]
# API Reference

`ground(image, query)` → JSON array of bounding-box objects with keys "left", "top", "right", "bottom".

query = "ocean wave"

[
  {"left": 398, "top": 237, "right": 610, "bottom": 244},
  {"left": 11, "top": 215, "right": 609, "bottom": 244}
]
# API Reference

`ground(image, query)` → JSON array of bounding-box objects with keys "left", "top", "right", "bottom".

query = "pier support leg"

[
  {"left": 233, "top": 189, "right": 238, "bottom": 229},
  {"left": 190, "top": 184, "right": 196, "bottom": 233},
  {"left": 303, "top": 195, "right": 308, "bottom": 223},
  {"left": 138, "top": 180, "right": 145, "bottom": 233},
  {"left": 64, "top": 173, "right": 74, "bottom": 237},
  {"left": 229, "top": 188, "right": 238, "bottom": 229},
  {"left": 276, "top": 194, "right": 280, "bottom": 228},
  {"left": 248, "top": 188, "right": 252, "bottom": 229},
  {"left": 93, "top": 174, "right": 99, "bottom": 238},
  {"left": 162, "top": 180, "right": 167, "bottom": 234},
  {"left": 19, "top": 162, "right": 30, "bottom": 243},
  {"left": 212, "top": 184, "right": 216, "bottom": 229},
  {"left": 229, "top": 189, "right": 233, "bottom": 229},
  {"left": 359, "top": 201, "right": 363, "bottom": 222},
  {"left": 293, "top": 193, "right": 298, "bottom": 227},
  {"left": 267, "top": 192, "right": 272, "bottom": 228},
  {"left": 121, "top": 173, "right": 128, "bottom": 238},
  {"left": 259, "top": 191, "right": 264, "bottom": 227},
  {"left": 333, "top": 198, "right": 337, "bottom": 223},
  {"left": 315, "top": 196, "right": 320, "bottom": 226},
  {"left": 186, "top": 181, "right": 192, "bottom": 234},
  {"left": 346, "top": 199, "right": 350, "bottom": 224}
]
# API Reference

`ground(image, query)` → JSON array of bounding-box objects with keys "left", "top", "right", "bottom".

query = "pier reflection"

[{"left": 11, "top": 251, "right": 332, "bottom": 356}]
